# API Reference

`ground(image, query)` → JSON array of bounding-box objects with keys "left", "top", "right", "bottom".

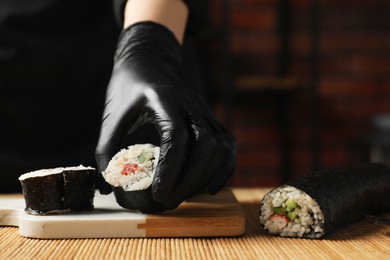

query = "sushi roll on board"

[
  {"left": 102, "top": 143, "right": 165, "bottom": 213},
  {"left": 259, "top": 163, "right": 390, "bottom": 239},
  {"left": 19, "top": 165, "right": 96, "bottom": 215}
]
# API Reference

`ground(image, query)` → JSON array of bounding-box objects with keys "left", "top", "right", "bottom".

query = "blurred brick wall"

[{"left": 207, "top": 0, "right": 390, "bottom": 186}]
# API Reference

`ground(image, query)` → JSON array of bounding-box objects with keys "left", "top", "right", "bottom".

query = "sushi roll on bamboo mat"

[
  {"left": 19, "top": 166, "right": 96, "bottom": 215},
  {"left": 259, "top": 163, "right": 390, "bottom": 239},
  {"left": 102, "top": 144, "right": 165, "bottom": 213}
]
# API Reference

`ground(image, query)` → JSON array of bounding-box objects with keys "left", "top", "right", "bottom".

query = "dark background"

[{"left": 205, "top": 0, "right": 390, "bottom": 186}]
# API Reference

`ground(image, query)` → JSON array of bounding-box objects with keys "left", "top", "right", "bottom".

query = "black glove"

[{"left": 95, "top": 22, "right": 236, "bottom": 211}]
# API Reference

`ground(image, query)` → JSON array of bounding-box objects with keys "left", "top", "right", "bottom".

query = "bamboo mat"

[{"left": 1, "top": 188, "right": 389, "bottom": 260}]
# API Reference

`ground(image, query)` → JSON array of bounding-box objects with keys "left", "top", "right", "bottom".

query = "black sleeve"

[{"left": 112, "top": 0, "right": 209, "bottom": 37}]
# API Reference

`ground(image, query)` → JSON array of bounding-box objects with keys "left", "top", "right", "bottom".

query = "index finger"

[{"left": 95, "top": 111, "right": 123, "bottom": 194}]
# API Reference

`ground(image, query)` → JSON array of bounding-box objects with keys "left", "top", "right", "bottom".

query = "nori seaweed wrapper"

[
  {"left": 284, "top": 163, "right": 390, "bottom": 236},
  {"left": 20, "top": 172, "right": 65, "bottom": 215},
  {"left": 20, "top": 167, "right": 96, "bottom": 215},
  {"left": 62, "top": 168, "right": 96, "bottom": 211},
  {"left": 113, "top": 187, "right": 165, "bottom": 213}
]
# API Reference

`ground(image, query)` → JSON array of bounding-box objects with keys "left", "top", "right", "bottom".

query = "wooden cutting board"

[{"left": 0, "top": 189, "right": 245, "bottom": 239}]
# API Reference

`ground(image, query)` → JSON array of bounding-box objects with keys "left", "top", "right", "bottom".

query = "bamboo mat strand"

[{"left": 0, "top": 188, "right": 389, "bottom": 260}]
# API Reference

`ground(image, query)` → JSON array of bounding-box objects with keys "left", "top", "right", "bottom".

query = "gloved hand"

[{"left": 95, "top": 22, "right": 236, "bottom": 211}]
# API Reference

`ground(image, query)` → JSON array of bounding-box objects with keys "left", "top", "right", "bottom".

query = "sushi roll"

[
  {"left": 102, "top": 144, "right": 165, "bottom": 213},
  {"left": 259, "top": 163, "right": 390, "bottom": 239},
  {"left": 19, "top": 165, "right": 96, "bottom": 215}
]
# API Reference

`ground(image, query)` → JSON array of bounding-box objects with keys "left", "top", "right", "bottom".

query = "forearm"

[{"left": 123, "top": 0, "right": 189, "bottom": 44}]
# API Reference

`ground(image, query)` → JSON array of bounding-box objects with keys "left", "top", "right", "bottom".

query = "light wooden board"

[{"left": 0, "top": 189, "right": 245, "bottom": 239}]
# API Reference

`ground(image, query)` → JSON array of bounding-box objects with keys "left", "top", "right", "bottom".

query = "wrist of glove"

[
  {"left": 112, "top": 0, "right": 207, "bottom": 38},
  {"left": 96, "top": 21, "right": 236, "bottom": 212}
]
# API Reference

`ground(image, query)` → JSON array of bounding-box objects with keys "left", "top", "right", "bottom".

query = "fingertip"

[
  {"left": 95, "top": 145, "right": 116, "bottom": 195},
  {"left": 94, "top": 167, "right": 112, "bottom": 195},
  {"left": 99, "top": 184, "right": 113, "bottom": 195}
]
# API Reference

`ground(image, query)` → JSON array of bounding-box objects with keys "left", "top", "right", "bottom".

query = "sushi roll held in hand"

[
  {"left": 19, "top": 166, "right": 96, "bottom": 215},
  {"left": 259, "top": 163, "right": 390, "bottom": 239},
  {"left": 102, "top": 144, "right": 165, "bottom": 213}
]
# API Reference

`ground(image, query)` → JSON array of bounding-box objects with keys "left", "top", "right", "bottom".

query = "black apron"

[{"left": 0, "top": 0, "right": 208, "bottom": 192}]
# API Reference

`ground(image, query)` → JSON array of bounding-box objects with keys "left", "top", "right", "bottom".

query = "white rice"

[
  {"left": 19, "top": 165, "right": 94, "bottom": 181},
  {"left": 102, "top": 144, "right": 160, "bottom": 191},
  {"left": 259, "top": 185, "right": 325, "bottom": 239}
]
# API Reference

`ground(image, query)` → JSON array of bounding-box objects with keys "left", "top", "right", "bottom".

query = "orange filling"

[{"left": 121, "top": 163, "right": 139, "bottom": 176}]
